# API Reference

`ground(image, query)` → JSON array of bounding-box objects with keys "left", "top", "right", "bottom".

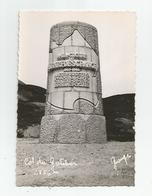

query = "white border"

[{"left": 0, "top": 0, "right": 152, "bottom": 195}]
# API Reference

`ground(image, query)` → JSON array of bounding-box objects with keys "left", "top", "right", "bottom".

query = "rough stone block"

[
  {"left": 40, "top": 115, "right": 58, "bottom": 143},
  {"left": 40, "top": 114, "right": 107, "bottom": 144},
  {"left": 86, "top": 115, "right": 107, "bottom": 143},
  {"left": 58, "top": 114, "right": 86, "bottom": 143}
]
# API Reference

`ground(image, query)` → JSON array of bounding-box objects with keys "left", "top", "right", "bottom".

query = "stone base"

[{"left": 40, "top": 114, "right": 107, "bottom": 143}]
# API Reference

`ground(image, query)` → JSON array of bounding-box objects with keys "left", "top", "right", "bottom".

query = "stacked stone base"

[{"left": 40, "top": 114, "right": 107, "bottom": 143}]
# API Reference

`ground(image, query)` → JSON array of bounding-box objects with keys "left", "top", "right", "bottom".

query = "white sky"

[{"left": 18, "top": 11, "right": 136, "bottom": 98}]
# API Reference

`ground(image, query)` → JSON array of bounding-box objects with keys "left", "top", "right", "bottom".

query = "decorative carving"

[
  {"left": 50, "top": 22, "right": 99, "bottom": 54},
  {"left": 54, "top": 72, "right": 90, "bottom": 88},
  {"left": 58, "top": 114, "right": 86, "bottom": 143},
  {"left": 49, "top": 60, "right": 97, "bottom": 71},
  {"left": 76, "top": 100, "right": 94, "bottom": 114}
]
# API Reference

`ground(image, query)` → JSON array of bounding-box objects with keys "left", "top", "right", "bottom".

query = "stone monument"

[{"left": 40, "top": 21, "right": 107, "bottom": 143}]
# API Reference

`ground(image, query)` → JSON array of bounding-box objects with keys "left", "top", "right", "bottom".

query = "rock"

[{"left": 24, "top": 125, "right": 40, "bottom": 138}]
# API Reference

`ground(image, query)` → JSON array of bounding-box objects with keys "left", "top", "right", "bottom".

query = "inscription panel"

[
  {"left": 54, "top": 72, "right": 90, "bottom": 88},
  {"left": 49, "top": 60, "right": 97, "bottom": 71},
  {"left": 57, "top": 54, "right": 87, "bottom": 61}
]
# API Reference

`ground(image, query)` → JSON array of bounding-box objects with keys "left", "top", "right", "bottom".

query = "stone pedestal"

[
  {"left": 40, "top": 114, "right": 106, "bottom": 143},
  {"left": 40, "top": 21, "right": 107, "bottom": 143}
]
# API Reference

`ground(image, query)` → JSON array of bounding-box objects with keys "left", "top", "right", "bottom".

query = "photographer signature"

[{"left": 111, "top": 154, "right": 131, "bottom": 170}]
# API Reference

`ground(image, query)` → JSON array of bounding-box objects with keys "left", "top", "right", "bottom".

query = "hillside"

[
  {"left": 18, "top": 80, "right": 46, "bottom": 102},
  {"left": 17, "top": 80, "right": 46, "bottom": 134},
  {"left": 17, "top": 81, "right": 135, "bottom": 141},
  {"left": 103, "top": 94, "right": 135, "bottom": 141}
]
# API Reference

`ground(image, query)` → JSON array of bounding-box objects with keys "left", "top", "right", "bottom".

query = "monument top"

[
  {"left": 50, "top": 21, "right": 97, "bottom": 31},
  {"left": 49, "top": 21, "right": 99, "bottom": 55}
]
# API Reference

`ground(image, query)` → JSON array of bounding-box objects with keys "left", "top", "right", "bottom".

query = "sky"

[{"left": 18, "top": 11, "right": 136, "bottom": 98}]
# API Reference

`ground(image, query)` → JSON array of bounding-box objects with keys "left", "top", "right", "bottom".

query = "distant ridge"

[
  {"left": 18, "top": 80, "right": 25, "bottom": 85},
  {"left": 18, "top": 80, "right": 46, "bottom": 102}
]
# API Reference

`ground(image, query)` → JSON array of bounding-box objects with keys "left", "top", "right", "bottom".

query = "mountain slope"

[
  {"left": 18, "top": 80, "right": 46, "bottom": 102},
  {"left": 103, "top": 94, "right": 135, "bottom": 141}
]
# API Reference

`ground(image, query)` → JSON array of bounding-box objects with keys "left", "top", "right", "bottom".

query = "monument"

[{"left": 40, "top": 21, "right": 107, "bottom": 143}]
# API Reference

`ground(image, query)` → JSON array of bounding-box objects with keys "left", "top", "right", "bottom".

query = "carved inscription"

[
  {"left": 57, "top": 54, "right": 87, "bottom": 61},
  {"left": 49, "top": 60, "right": 97, "bottom": 71},
  {"left": 54, "top": 72, "right": 90, "bottom": 88}
]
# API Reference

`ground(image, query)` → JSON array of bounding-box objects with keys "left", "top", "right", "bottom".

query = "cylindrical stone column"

[{"left": 40, "top": 21, "right": 107, "bottom": 143}]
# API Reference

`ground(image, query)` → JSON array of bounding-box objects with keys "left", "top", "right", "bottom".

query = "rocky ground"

[{"left": 16, "top": 139, "right": 134, "bottom": 186}]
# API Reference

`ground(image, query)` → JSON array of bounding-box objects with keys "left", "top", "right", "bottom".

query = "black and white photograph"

[{"left": 16, "top": 11, "right": 136, "bottom": 186}]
